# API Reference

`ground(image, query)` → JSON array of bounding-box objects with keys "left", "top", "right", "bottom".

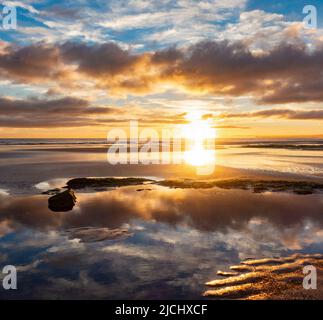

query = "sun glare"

[
  {"left": 182, "top": 111, "right": 216, "bottom": 140},
  {"left": 183, "top": 146, "right": 215, "bottom": 166},
  {"left": 181, "top": 111, "right": 216, "bottom": 167}
]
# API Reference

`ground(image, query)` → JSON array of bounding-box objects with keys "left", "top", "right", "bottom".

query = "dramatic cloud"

[
  {"left": 171, "top": 40, "right": 323, "bottom": 104},
  {"left": 261, "top": 80, "right": 323, "bottom": 104},
  {"left": 60, "top": 42, "right": 143, "bottom": 77},
  {"left": 219, "top": 109, "right": 323, "bottom": 120},
  {"left": 0, "top": 96, "right": 89, "bottom": 114},
  {"left": 0, "top": 41, "right": 323, "bottom": 103},
  {"left": 0, "top": 43, "right": 65, "bottom": 83},
  {"left": 0, "top": 96, "right": 189, "bottom": 128},
  {"left": 0, "top": 96, "right": 122, "bottom": 127},
  {"left": 1, "top": 39, "right": 323, "bottom": 105}
]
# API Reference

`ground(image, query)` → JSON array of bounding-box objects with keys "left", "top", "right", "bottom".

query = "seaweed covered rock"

[
  {"left": 66, "top": 177, "right": 152, "bottom": 189},
  {"left": 157, "top": 178, "right": 323, "bottom": 194},
  {"left": 48, "top": 189, "right": 76, "bottom": 212}
]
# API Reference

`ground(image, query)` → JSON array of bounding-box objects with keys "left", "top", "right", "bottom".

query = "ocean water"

[
  {"left": 0, "top": 138, "right": 106, "bottom": 145},
  {"left": 0, "top": 138, "right": 323, "bottom": 178}
]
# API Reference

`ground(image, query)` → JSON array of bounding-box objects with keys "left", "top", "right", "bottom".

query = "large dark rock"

[{"left": 48, "top": 189, "right": 76, "bottom": 212}]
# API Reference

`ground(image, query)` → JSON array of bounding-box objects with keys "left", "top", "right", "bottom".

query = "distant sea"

[{"left": 1, "top": 137, "right": 323, "bottom": 146}]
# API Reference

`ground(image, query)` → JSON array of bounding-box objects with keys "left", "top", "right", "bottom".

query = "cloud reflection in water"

[{"left": 0, "top": 186, "right": 323, "bottom": 299}]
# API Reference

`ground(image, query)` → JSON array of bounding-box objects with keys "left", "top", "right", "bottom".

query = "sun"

[
  {"left": 181, "top": 111, "right": 217, "bottom": 141},
  {"left": 181, "top": 111, "right": 216, "bottom": 167},
  {"left": 181, "top": 111, "right": 216, "bottom": 140}
]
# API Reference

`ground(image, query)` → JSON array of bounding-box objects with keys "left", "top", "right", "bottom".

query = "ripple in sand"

[
  {"left": 204, "top": 254, "right": 323, "bottom": 300},
  {"left": 216, "top": 271, "right": 239, "bottom": 277}
]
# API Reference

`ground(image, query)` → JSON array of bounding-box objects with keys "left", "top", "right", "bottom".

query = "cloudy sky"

[{"left": 0, "top": 0, "right": 323, "bottom": 138}]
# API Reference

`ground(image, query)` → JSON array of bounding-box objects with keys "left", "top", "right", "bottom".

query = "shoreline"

[{"left": 1, "top": 160, "right": 323, "bottom": 195}]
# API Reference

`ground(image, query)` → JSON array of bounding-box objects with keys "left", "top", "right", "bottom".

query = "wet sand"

[{"left": 204, "top": 254, "right": 323, "bottom": 299}]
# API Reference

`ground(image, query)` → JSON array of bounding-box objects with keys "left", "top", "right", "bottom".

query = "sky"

[{"left": 0, "top": 0, "right": 322, "bottom": 138}]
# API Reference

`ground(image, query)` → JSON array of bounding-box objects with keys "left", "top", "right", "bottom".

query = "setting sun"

[
  {"left": 180, "top": 112, "right": 216, "bottom": 167},
  {"left": 181, "top": 112, "right": 217, "bottom": 141}
]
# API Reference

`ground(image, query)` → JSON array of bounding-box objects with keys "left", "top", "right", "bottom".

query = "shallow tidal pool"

[{"left": 1, "top": 185, "right": 323, "bottom": 299}]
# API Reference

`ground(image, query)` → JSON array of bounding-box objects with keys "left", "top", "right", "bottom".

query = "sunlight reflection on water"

[{"left": 1, "top": 185, "right": 323, "bottom": 299}]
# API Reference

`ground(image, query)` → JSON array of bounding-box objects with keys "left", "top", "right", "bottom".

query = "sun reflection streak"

[{"left": 183, "top": 144, "right": 215, "bottom": 166}]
